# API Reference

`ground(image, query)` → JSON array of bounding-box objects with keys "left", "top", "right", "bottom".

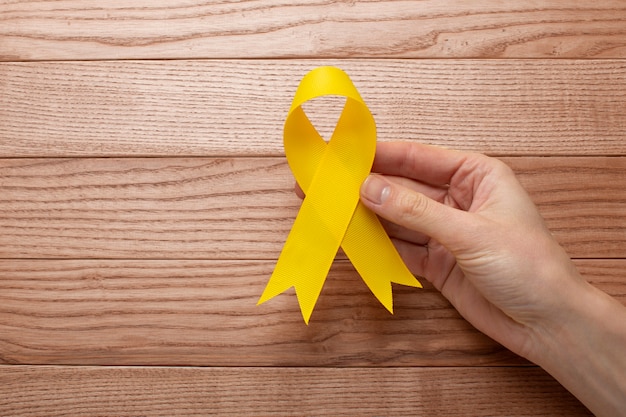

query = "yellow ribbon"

[{"left": 258, "top": 66, "right": 421, "bottom": 323}]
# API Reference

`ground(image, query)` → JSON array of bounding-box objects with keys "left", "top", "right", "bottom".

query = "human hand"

[
  {"left": 358, "top": 141, "right": 588, "bottom": 360},
  {"left": 296, "top": 141, "right": 626, "bottom": 416}
]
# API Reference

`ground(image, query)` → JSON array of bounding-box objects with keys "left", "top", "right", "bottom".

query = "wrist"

[{"left": 528, "top": 275, "right": 626, "bottom": 416}]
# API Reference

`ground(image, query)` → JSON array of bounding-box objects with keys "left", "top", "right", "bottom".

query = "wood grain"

[
  {"left": 511, "top": 157, "right": 626, "bottom": 258},
  {"left": 0, "top": 259, "right": 512, "bottom": 366},
  {"left": 1, "top": 60, "right": 625, "bottom": 157},
  {"left": 0, "top": 157, "right": 623, "bottom": 260},
  {"left": 0, "top": 259, "right": 622, "bottom": 366},
  {"left": 0, "top": 366, "right": 591, "bottom": 416},
  {"left": 1, "top": 1, "right": 626, "bottom": 61},
  {"left": 2, "top": 1, "right": 623, "bottom": 415}
]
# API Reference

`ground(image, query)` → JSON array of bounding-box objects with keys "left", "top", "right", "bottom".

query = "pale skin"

[{"left": 297, "top": 141, "right": 626, "bottom": 416}]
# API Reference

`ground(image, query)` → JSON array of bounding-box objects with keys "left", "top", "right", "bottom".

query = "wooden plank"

[
  {"left": 0, "top": 365, "right": 592, "bottom": 416},
  {"left": 0, "top": 259, "right": 519, "bottom": 366},
  {"left": 1, "top": 1, "right": 626, "bottom": 61},
  {"left": 0, "top": 157, "right": 623, "bottom": 260},
  {"left": 0, "top": 366, "right": 591, "bottom": 416},
  {"left": 1, "top": 60, "right": 625, "bottom": 157},
  {"left": 0, "top": 259, "right": 622, "bottom": 366},
  {"left": 510, "top": 157, "right": 626, "bottom": 258},
  {"left": 0, "top": 158, "right": 294, "bottom": 260}
]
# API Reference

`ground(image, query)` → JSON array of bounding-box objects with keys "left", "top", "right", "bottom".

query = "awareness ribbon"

[{"left": 258, "top": 66, "right": 422, "bottom": 324}]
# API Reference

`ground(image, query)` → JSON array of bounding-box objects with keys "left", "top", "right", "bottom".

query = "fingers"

[
  {"left": 379, "top": 217, "right": 430, "bottom": 246},
  {"left": 390, "top": 236, "right": 457, "bottom": 289},
  {"left": 296, "top": 142, "right": 471, "bottom": 196},
  {"left": 377, "top": 176, "right": 448, "bottom": 244},
  {"left": 296, "top": 174, "right": 450, "bottom": 246},
  {"left": 360, "top": 174, "right": 475, "bottom": 253},
  {"left": 390, "top": 237, "right": 429, "bottom": 277},
  {"left": 296, "top": 174, "right": 450, "bottom": 206},
  {"left": 372, "top": 142, "right": 470, "bottom": 186}
]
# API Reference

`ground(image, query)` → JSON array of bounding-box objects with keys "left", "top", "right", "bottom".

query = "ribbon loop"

[{"left": 259, "top": 66, "right": 421, "bottom": 324}]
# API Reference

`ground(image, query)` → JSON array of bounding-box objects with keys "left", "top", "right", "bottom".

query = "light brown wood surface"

[
  {"left": 0, "top": 157, "right": 623, "bottom": 259},
  {"left": 1, "top": 1, "right": 626, "bottom": 61},
  {"left": 1, "top": 1, "right": 625, "bottom": 416},
  {"left": 0, "top": 259, "right": 623, "bottom": 367},
  {"left": 1, "top": 60, "right": 625, "bottom": 157},
  {"left": 0, "top": 366, "right": 591, "bottom": 416}
]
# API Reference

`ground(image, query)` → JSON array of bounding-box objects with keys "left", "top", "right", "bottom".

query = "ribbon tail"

[
  {"left": 341, "top": 202, "right": 422, "bottom": 313},
  {"left": 258, "top": 264, "right": 329, "bottom": 325},
  {"left": 257, "top": 269, "right": 296, "bottom": 306},
  {"left": 258, "top": 203, "right": 343, "bottom": 324}
]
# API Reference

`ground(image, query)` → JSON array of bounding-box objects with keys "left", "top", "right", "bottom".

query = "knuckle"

[
  {"left": 490, "top": 157, "right": 516, "bottom": 178},
  {"left": 396, "top": 191, "right": 431, "bottom": 222}
]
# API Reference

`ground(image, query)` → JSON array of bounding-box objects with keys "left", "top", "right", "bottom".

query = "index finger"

[{"left": 372, "top": 141, "right": 472, "bottom": 186}]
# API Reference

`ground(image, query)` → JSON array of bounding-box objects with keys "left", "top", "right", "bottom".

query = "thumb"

[{"left": 360, "top": 174, "right": 473, "bottom": 252}]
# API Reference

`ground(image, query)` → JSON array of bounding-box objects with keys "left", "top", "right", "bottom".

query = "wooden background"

[{"left": 1, "top": 1, "right": 625, "bottom": 415}]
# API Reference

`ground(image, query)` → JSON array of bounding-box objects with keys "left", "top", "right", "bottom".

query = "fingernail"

[{"left": 361, "top": 175, "right": 391, "bottom": 205}]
